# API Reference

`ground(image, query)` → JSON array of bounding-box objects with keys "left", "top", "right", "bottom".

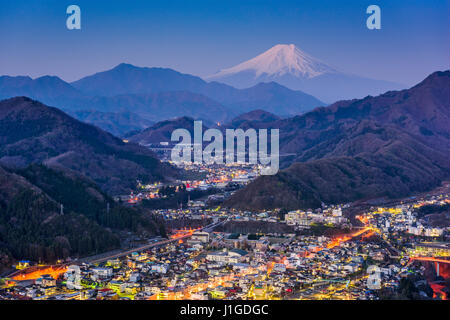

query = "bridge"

[
  {"left": 410, "top": 256, "right": 450, "bottom": 264},
  {"left": 409, "top": 256, "right": 450, "bottom": 277}
]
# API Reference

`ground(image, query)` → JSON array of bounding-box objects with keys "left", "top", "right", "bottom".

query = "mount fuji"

[{"left": 206, "top": 44, "right": 403, "bottom": 103}]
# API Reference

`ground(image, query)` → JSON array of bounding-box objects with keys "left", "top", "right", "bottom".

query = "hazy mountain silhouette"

[
  {"left": 70, "top": 63, "right": 324, "bottom": 116},
  {"left": 0, "top": 64, "right": 324, "bottom": 130}
]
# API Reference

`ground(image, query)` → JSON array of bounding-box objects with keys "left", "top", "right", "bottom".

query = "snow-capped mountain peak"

[
  {"left": 205, "top": 44, "right": 401, "bottom": 103},
  {"left": 209, "top": 44, "right": 337, "bottom": 79}
]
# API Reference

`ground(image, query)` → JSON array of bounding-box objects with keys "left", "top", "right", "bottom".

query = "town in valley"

[{"left": 1, "top": 161, "right": 448, "bottom": 300}]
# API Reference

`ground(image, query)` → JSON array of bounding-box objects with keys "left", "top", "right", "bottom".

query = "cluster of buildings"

[
  {"left": 1, "top": 189, "right": 448, "bottom": 300},
  {"left": 115, "top": 163, "right": 259, "bottom": 205},
  {"left": 0, "top": 227, "right": 401, "bottom": 300},
  {"left": 284, "top": 205, "right": 349, "bottom": 229},
  {"left": 363, "top": 203, "right": 447, "bottom": 238}
]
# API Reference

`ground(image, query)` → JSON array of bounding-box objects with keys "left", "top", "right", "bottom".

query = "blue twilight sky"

[{"left": 0, "top": 0, "right": 449, "bottom": 85}]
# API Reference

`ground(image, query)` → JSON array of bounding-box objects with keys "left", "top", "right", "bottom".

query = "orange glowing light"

[
  {"left": 169, "top": 227, "right": 201, "bottom": 239},
  {"left": 12, "top": 266, "right": 67, "bottom": 281},
  {"left": 357, "top": 215, "right": 369, "bottom": 225},
  {"left": 325, "top": 227, "right": 370, "bottom": 250}
]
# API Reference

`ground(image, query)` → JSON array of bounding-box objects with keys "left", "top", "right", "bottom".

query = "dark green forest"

[{"left": 0, "top": 165, "right": 166, "bottom": 270}]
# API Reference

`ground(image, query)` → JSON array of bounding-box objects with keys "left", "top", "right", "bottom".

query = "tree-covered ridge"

[
  {"left": 0, "top": 189, "right": 120, "bottom": 264},
  {"left": 0, "top": 97, "right": 176, "bottom": 195},
  {"left": 0, "top": 165, "right": 165, "bottom": 271}
]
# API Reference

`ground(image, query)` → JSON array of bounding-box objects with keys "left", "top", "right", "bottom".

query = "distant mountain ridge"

[
  {"left": 67, "top": 110, "right": 155, "bottom": 137},
  {"left": 207, "top": 44, "right": 403, "bottom": 103},
  {"left": 71, "top": 63, "right": 206, "bottom": 96},
  {"left": 0, "top": 75, "right": 86, "bottom": 106},
  {"left": 85, "top": 91, "right": 232, "bottom": 124},
  {"left": 70, "top": 63, "right": 324, "bottom": 116},
  {"left": 0, "top": 163, "right": 166, "bottom": 271},
  {"left": 0, "top": 63, "right": 324, "bottom": 134}
]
